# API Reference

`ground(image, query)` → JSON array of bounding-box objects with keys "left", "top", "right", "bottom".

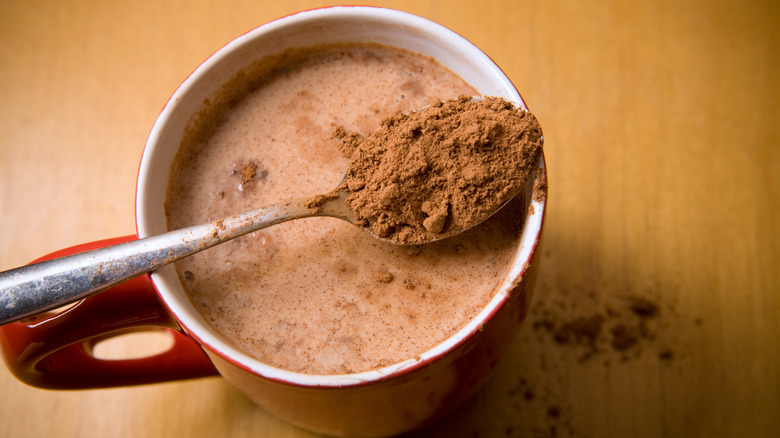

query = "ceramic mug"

[{"left": 0, "top": 6, "right": 547, "bottom": 437}]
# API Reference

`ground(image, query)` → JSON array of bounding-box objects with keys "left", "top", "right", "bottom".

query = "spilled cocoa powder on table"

[{"left": 332, "top": 96, "right": 543, "bottom": 244}]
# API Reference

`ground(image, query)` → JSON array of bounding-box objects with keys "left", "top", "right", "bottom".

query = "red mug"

[{"left": 0, "top": 6, "right": 547, "bottom": 437}]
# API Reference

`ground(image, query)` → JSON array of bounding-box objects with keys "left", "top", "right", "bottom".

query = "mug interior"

[{"left": 136, "top": 6, "right": 546, "bottom": 387}]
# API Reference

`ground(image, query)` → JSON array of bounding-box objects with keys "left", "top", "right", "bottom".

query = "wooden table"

[{"left": 1, "top": 1, "right": 777, "bottom": 437}]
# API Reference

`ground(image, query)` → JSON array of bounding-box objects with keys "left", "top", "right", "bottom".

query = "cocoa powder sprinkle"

[{"left": 340, "top": 96, "right": 543, "bottom": 244}]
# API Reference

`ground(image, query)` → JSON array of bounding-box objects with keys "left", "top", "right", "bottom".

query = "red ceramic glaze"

[
  {"left": 0, "top": 236, "right": 218, "bottom": 389},
  {"left": 0, "top": 232, "right": 541, "bottom": 436}
]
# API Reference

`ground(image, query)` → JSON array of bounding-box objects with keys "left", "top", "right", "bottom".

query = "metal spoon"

[{"left": 0, "top": 97, "right": 535, "bottom": 326}]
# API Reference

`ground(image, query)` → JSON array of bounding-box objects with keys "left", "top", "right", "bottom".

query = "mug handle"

[{"left": 0, "top": 236, "right": 219, "bottom": 389}]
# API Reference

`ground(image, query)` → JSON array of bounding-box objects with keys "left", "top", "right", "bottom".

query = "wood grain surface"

[{"left": 1, "top": 1, "right": 778, "bottom": 437}]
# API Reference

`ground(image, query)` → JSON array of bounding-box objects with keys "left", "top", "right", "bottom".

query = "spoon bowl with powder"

[
  {"left": 337, "top": 96, "right": 543, "bottom": 244},
  {"left": 0, "top": 96, "right": 543, "bottom": 326}
]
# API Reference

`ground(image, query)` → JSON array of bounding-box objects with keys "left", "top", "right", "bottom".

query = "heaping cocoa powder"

[{"left": 339, "top": 96, "right": 543, "bottom": 244}]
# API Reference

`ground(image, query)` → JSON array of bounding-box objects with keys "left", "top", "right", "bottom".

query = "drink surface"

[{"left": 165, "top": 43, "right": 524, "bottom": 375}]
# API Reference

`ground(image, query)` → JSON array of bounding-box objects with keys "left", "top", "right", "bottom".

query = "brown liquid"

[{"left": 165, "top": 43, "right": 524, "bottom": 375}]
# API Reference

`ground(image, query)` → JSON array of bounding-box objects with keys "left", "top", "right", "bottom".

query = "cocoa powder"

[{"left": 340, "top": 96, "right": 543, "bottom": 244}]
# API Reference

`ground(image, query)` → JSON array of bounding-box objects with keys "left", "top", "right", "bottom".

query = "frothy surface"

[{"left": 165, "top": 43, "right": 524, "bottom": 375}]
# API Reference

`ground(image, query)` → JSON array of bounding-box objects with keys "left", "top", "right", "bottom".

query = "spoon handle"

[{"left": 0, "top": 192, "right": 351, "bottom": 326}]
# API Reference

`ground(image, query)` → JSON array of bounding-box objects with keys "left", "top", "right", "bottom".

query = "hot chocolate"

[{"left": 165, "top": 43, "right": 525, "bottom": 375}]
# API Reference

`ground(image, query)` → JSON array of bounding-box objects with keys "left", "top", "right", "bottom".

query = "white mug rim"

[{"left": 136, "top": 5, "right": 547, "bottom": 388}]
